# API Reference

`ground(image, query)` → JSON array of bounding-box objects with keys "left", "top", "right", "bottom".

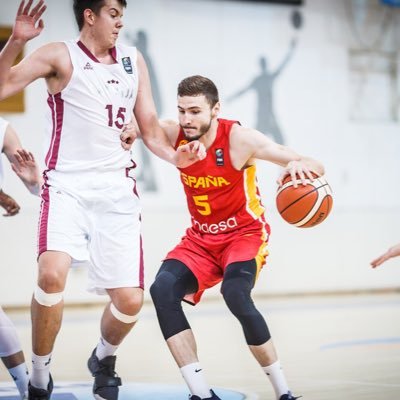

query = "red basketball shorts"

[{"left": 165, "top": 218, "right": 270, "bottom": 304}]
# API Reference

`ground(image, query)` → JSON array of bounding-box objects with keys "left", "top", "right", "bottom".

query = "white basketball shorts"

[{"left": 38, "top": 168, "right": 144, "bottom": 294}]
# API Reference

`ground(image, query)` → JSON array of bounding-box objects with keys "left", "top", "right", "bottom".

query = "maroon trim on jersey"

[
  {"left": 109, "top": 46, "right": 117, "bottom": 62},
  {"left": 126, "top": 167, "right": 144, "bottom": 288},
  {"left": 139, "top": 232, "right": 144, "bottom": 289},
  {"left": 125, "top": 163, "right": 139, "bottom": 198},
  {"left": 46, "top": 93, "right": 64, "bottom": 170},
  {"left": 38, "top": 184, "right": 50, "bottom": 257},
  {"left": 77, "top": 41, "right": 118, "bottom": 63}
]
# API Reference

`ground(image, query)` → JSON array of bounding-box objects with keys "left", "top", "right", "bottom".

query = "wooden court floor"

[{"left": 1, "top": 292, "right": 400, "bottom": 400}]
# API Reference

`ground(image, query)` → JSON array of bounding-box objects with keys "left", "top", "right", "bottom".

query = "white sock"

[
  {"left": 262, "top": 360, "right": 290, "bottom": 399},
  {"left": 8, "top": 363, "right": 29, "bottom": 398},
  {"left": 96, "top": 337, "right": 119, "bottom": 361},
  {"left": 31, "top": 353, "right": 52, "bottom": 390},
  {"left": 180, "top": 362, "right": 211, "bottom": 398}
]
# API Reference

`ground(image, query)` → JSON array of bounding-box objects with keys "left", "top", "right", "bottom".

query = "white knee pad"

[
  {"left": 34, "top": 286, "right": 64, "bottom": 307},
  {"left": 110, "top": 303, "right": 139, "bottom": 324},
  {"left": 0, "top": 307, "right": 21, "bottom": 357}
]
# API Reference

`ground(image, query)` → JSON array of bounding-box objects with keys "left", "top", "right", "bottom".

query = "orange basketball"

[{"left": 276, "top": 174, "right": 333, "bottom": 228}]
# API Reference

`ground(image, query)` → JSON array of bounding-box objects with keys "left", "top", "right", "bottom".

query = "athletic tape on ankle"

[
  {"left": 110, "top": 303, "right": 139, "bottom": 324},
  {"left": 34, "top": 286, "right": 63, "bottom": 307}
]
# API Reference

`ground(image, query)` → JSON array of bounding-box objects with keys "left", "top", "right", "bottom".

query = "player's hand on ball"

[{"left": 277, "top": 160, "right": 319, "bottom": 188}]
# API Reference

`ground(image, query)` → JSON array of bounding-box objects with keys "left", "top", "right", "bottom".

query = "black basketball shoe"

[
  {"left": 189, "top": 389, "right": 221, "bottom": 400},
  {"left": 87, "top": 348, "right": 122, "bottom": 400},
  {"left": 28, "top": 374, "right": 53, "bottom": 400},
  {"left": 279, "top": 391, "right": 302, "bottom": 400}
]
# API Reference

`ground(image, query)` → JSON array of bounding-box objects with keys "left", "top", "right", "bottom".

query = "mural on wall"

[
  {"left": 125, "top": 30, "right": 161, "bottom": 192},
  {"left": 227, "top": 10, "right": 302, "bottom": 145}
]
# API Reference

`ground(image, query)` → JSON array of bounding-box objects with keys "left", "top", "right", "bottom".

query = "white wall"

[{"left": 1, "top": 0, "right": 400, "bottom": 306}]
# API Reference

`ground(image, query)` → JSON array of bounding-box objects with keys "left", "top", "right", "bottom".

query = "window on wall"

[
  {"left": 0, "top": 26, "right": 25, "bottom": 113},
  {"left": 346, "top": 0, "right": 399, "bottom": 123},
  {"left": 348, "top": 49, "right": 398, "bottom": 123}
]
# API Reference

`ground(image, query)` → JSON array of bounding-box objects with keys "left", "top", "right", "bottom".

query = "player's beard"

[{"left": 181, "top": 119, "right": 212, "bottom": 141}]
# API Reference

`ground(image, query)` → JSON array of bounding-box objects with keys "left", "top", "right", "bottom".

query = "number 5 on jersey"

[{"left": 193, "top": 195, "right": 211, "bottom": 216}]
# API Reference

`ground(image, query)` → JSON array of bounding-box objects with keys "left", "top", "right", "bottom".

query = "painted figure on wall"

[
  {"left": 227, "top": 38, "right": 297, "bottom": 145},
  {"left": 228, "top": 9, "right": 302, "bottom": 145},
  {"left": 126, "top": 30, "right": 161, "bottom": 192}
]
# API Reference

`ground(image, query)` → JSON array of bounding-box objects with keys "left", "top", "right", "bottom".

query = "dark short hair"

[
  {"left": 73, "top": 0, "right": 127, "bottom": 31},
  {"left": 177, "top": 75, "right": 219, "bottom": 108}
]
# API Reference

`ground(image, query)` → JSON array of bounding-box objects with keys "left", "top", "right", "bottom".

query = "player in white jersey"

[
  {"left": 0, "top": 1, "right": 205, "bottom": 400},
  {"left": 0, "top": 117, "right": 42, "bottom": 399}
]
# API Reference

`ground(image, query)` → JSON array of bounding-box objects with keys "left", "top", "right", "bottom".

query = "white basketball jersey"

[
  {"left": 0, "top": 117, "right": 9, "bottom": 188},
  {"left": 44, "top": 40, "right": 138, "bottom": 174}
]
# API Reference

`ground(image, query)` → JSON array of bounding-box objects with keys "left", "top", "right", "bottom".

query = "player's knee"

[
  {"left": 150, "top": 269, "right": 191, "bottom": 340},
  {"left": 110, "top": 302, "right": 139, "bottom": 324},
  {"left": 111, "top": 288, "right": 143, "bottom": 317},
  {"left": 38, "top": 252, "right": 70, "bottom": 291},
  {"left": 150, "top": 270, "right": 182, "bottom": 308},
  {"left": 34, "top": 285, "right": 64, "bottom": 307},
  {"left": 221, "top": 277, "right": 253, "bottom": 317},
  {"left": 221, "top": 260, "right": 257, "bottom": 316},
  {"left": 37, "top": 267, "right": 66, "bottom": 293}
]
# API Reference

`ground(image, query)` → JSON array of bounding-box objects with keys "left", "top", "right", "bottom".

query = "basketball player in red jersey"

[
  {"left": 150, "top": 76, "right": 325, "bottom": 400},
  {"left": 0, "top": 1, "right": 205, "bottom": 400}
]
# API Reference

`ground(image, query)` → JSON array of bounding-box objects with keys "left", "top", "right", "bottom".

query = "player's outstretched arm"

[
  {"left": 0, "top": 0, "right": 48, "bottom": 99},
  {"left": 370, "top": 243, "right": 400, "bottom": 268},
  {"left": 231, "top": 125, "right": 324, "bottom": 187},
  {"left": 133, "top": 52, "right": 205, "bottom": 167}
]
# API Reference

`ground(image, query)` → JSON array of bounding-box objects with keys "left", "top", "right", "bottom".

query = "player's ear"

[
  {"left": 84, "top": 9, "right": 95, "bottom": 26},
  {"left": 212, "top": 102, "right": 220, "bottom": 117}
]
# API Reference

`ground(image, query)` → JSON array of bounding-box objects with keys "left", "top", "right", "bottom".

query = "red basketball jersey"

[{"left": 175, "top": 119, "right": 267, "bottom": 235}]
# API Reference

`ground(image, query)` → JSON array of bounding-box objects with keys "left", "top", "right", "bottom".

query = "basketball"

[{"left": 276, "top": 174, "right": 333, "bottom": 228}]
